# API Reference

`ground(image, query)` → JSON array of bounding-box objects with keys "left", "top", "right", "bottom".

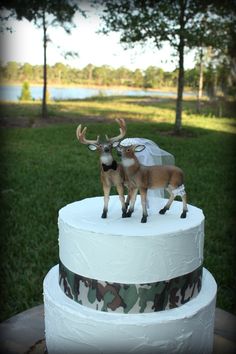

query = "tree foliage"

[
  {"left": 96, "top": 0, "right": 236, "bottom": 132},
  {"left": 1, "top": 0, "right": 85, "bottom": 118},
  {"left": 2, "top": 60, "right": 233, "bottom": 96},
  {"left": 0, "top": 0, "right": 84, "bottom": 27},
  {"left": 19, "top": 81, "right": 32, "bottom": 101}
]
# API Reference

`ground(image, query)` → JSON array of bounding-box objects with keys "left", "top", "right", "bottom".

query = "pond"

[{"left": 0, "top": 85, "right": 195, "bottom": 101}]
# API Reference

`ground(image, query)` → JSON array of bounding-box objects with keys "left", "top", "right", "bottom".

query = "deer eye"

[{"left": 126, "top": 149, "right": 130, "bottom": 152}]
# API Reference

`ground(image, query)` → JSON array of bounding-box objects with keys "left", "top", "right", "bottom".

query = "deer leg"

[
  {"left": 159, "top": 188, "right": 175, "bottom": 215},
  {"left": 180, "top": 193, "right": 188, "bottom": 218},
  {"left": 116, "top": 184, "right": 127, "bottom": 218},
  {"left": 125, "top": 189, "right": 130, "bottom": 210},
  {"left": 102, "top": 185, "right": 111, "bottom": 218},
  {"left": 126, "top": 188, "right": 138, "bottom": 217},
  {"left": 140, "top": 188, "right": 148, "bottom": 223},
  {"left": 125, "top": 195, "right": 130, "bottom": 209}
]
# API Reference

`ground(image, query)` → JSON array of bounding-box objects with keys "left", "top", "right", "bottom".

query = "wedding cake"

[{"left": 43, "top": 195, "right": 217, "bottom": 354}]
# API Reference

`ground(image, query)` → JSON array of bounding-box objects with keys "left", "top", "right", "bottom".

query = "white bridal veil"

[{"left": 120, "top": 138, "right": 175, "bottom": 210}]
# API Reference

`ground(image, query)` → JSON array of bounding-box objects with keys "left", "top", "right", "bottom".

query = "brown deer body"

[
  {"left": 76, "top": 119, "right": 128, "bottom": 219},
  {"left": 118, "top": 144, "right": 188, "bottom": 223}
]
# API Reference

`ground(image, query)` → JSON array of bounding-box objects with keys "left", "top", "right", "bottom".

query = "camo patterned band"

[{"left": 59, "top": 260, "right": 202, "bottom": 314}]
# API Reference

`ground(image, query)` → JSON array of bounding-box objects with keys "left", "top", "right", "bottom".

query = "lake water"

[{"left": 0, "top": 85, "right": 194, "bottom": 101}]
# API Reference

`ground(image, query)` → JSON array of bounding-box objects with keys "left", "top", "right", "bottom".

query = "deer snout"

[{"left": 104, "top": 146, "right": 110, "bottom": 153}]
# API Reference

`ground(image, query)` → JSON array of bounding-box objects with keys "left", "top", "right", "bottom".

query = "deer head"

[
  {"left": 116, "top": 143, "right": 145, "bottom": 164},
  {"left": 76, "top": 119, "right": 126, "bottom": 165}
]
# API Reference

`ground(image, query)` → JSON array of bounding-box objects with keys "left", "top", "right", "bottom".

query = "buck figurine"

[
  {"left": 118, "top": 144, "right": 188, "bottom": 223},
  {"left": 76, "top": 119, "right": 128, "bottom": 219}
]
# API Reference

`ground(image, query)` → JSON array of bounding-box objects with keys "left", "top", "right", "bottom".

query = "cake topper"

[
  {"left": 76, "top": 119, "right": 128, "bottom": 219},
  {"left": 117, "top": 144, "right": 188, "bottom": 223}
]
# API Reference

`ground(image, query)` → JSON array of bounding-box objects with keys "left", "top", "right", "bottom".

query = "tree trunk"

[
  {"left": 212, "top": 71, "right": 217, "bottom": 99},
  {"left": 175, "top": 41, "right": 184, "bottom": 134},
  {"left": 174, "top": 1, "right": 185, "bottom": 134},
  {"left": 197, "top": 47, "right": 204, "bottom": 113},
  {"left": 42, "top": 11, "right": 48, "bottom": 119}
]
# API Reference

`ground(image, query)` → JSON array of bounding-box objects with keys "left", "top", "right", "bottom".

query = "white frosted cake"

[{"left": 43, "top": 195, "right": 217, "bottom": 353}]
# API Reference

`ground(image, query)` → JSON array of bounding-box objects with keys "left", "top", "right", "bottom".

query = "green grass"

[
  {"left": 1, "top": 95, "right": 236, "bottom": 129},
  {"left": 0, "top": 96, "right": 236, "bottom": 321}
]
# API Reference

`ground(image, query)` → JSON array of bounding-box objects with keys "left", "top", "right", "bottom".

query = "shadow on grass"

[
  {"left": 126, "top": 96, "right": 236, "bottom": 119},
  {"left": 58, "top": 94, "right": 236, "bottom": 119},
  {"left": 1, "top": 97, "right": 236, "bottom": 136}
]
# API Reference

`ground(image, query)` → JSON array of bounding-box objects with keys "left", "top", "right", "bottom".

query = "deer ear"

[
  {"left": 88, "top": 144, "right": 97, "bottom": 151},
  {"left": 112, "top": 141, "right": 120, "bottom": 148},
  {"left": 134, "top": 144, "right": 145, "bottom": 152}
]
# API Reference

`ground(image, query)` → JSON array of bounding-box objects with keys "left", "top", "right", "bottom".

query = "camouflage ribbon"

[{"left": 59, "top": 260, "right": 202, "bottom": 314}]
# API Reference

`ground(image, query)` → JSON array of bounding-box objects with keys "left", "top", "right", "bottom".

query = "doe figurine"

[
  {"left": 76, "top": 119, "right": 127, "bottom": 219},
  {"left": 118, "top": 144, "right": 188, "bottom": 223}
]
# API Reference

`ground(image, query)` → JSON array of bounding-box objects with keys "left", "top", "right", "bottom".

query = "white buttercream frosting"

[
  {"left": 58, "top": 196, "right": 204, "bottom": 283},
  {"left": 44, "top": 265, "right": 217, "bottom": 354}
]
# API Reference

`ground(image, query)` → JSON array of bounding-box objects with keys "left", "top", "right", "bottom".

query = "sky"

[{"left": 0, "top": 5, "right": 196, "bottom": 72}]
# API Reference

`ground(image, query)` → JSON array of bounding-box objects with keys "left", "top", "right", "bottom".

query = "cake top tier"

[
  {"left": 59, "top": 195, "right": 204, "bottom": 237},
  {"left": 58, "top": 196, "right": 204, "bottom": 283}
]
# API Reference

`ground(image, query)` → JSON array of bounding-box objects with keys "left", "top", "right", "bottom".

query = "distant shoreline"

[{"left": 0, "top": 81, "right": 195, "bottom": 94}]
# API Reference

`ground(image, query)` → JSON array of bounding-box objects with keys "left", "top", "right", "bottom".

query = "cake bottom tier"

[{"left": 44, "top": 265, "right": 217, "bottom": 354}]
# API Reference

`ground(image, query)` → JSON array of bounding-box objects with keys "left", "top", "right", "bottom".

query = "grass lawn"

[{"left": 0, "top": 95, "right": 236, "bottom": 321}]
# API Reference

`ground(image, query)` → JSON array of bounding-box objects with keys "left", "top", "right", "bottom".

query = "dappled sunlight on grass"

[
  {"left": 182, "top": 113, "right": 236, "bottom": 134},
  {"left": 1, "top": 96, "right": 235, "bottom": 134},
  {"left": 52, "top": 98, "right": 177, "bottom": 124}
]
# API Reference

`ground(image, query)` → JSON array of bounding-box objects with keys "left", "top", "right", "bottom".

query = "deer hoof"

[
  {"left": 159, "top": 207, "right": 168, "bottom": 215},
  {"left": 141, "top": 215, "right": 147, "bottom": 223},
  {"left": 101, "top": 211, "right": 107, "bottom": 218},
  {"left": 126, "top": 210, "right": 133, "bottom": 217},
  {"left": 122, "top": 211, "right": 127, "bottom": 218},
  {"left": 180, "top": 210, "right": 187, "bottom": 218}
]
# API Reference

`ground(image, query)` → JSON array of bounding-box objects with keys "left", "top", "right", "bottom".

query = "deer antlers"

[
  {"left": 76, "top": 119, "right": 126, "bottom": 145},
  {"left": 105, "top": 118, "right": 126, "bottom": 143},
  {"left": 76, "top": 125, "right": 100, "bottom": 145}
]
